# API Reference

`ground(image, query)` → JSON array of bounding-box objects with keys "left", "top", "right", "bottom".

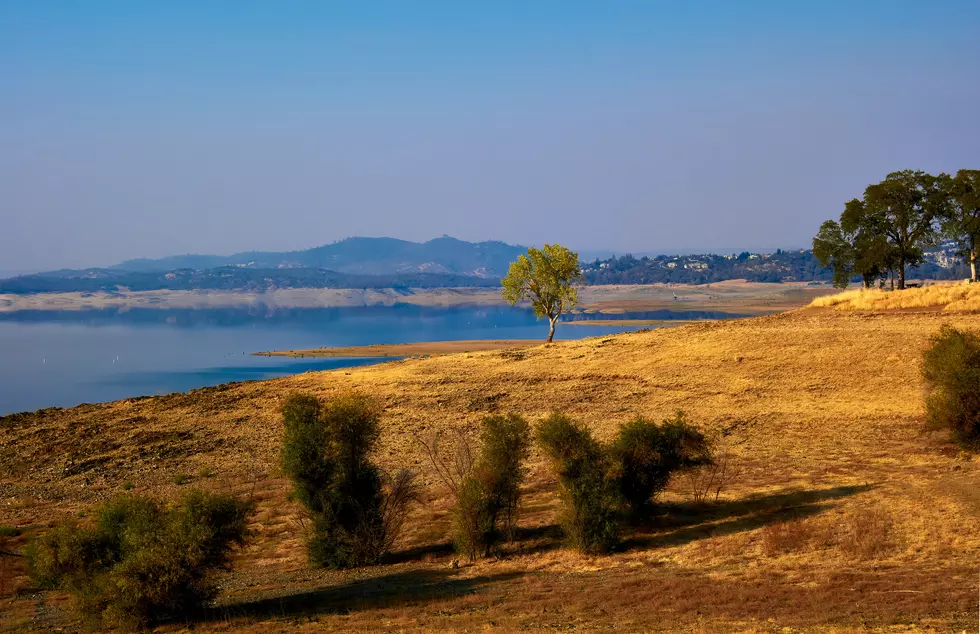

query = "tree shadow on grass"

[
  {"left": 383, "top": 541, "right": 456, "bottom": 565},
  {"left": 205, "top": 567, "right": 524, "bottom": 623},
  {"left": 384, "top": 525, "right": 566, "bottom": 566},
  {"left": 480, "top": 484, "right": 874, "bottom": 556},
  {"left": 623, "top": 483, "right": 875, "bottom": 551}
]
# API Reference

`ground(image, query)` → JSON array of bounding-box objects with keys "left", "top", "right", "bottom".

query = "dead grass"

[
  {"left": 838, "top": 506, "right": 898, "bottom": 559},
  {"left": 3, "top": 309, "right": 980, "bottom": 631},
  {"left": 761, "top": 515, "right": 818, "bottom": 556},
  {"left": 810, "top": 281, "right": 980, "bottom": 312}
]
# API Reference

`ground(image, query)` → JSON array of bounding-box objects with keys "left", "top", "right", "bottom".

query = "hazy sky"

[{"left": 2, "top": 1, "right": 978, "bottom": 271}]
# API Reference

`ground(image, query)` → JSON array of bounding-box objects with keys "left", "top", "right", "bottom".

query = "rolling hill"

[{"left": 111, "top": 236, "right": 527, "bottom": 277}]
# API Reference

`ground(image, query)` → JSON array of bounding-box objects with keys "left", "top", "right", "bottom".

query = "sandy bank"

[{"left": 254, "top": 339, "right": 543, "bottom": 358}]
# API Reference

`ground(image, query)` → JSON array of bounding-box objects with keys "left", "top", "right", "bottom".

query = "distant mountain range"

[
  {"left": 111, "top": 236, "right": 526, "bottom": 278},
  {"left": 0, "top": 267, "right": 502, "bottom": 295},
  {"left": 1, "top": 236, "right": 969, "bottom": 296},
  {"left": 0, "top": 237, "right": 526, "bottom": 295}
]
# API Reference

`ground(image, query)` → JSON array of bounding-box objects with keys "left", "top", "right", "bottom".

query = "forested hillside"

[
  {"left": 581, "top": 246, "right": 967, "bottom": 285},
  {"left": 112, "top": 236, "right": 525, "bottom": 277}
]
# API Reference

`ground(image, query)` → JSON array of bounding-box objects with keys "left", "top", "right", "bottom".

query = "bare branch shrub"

[
  {"left": 378, "top": 468, "right": 421, "bottom": 555},
  {"left": 417, "top": 428, "right": 474, "bottom": 499},
  {"left": 417, "top": 414, "right": 531, "bottom": 560},
  {"left": 685, "top": 449, "right": 742, "bottom": 503}
]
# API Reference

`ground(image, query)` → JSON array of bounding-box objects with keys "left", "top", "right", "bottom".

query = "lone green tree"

[
  {"left": 939, "top": 170, "right": 980, "bottom": 282},
  {"left": 501, "top": 244, "right": 581, "bottom": 343}
]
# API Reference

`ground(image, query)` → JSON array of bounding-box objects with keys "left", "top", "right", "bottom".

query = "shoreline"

[
  {"left": 562, "top": 318, "right": 702, "bottom": 326},
  {"left": 253, "top": 339, "right": 546, "bottom": 358},
  {"left": 0, "top": 280, "right": 836, "bottom": 313},
  {"left": 253, "top": 318, "right": 723, "bottom": 358}
]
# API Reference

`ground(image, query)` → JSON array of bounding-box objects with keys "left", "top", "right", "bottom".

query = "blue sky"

[{"left": 2, "top": 1, "right": 978, "bottom": 270}]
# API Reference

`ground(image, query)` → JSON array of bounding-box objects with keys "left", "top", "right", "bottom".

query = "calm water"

[{"left": 0, "top": 305, "right": 708, "bottom": 415}]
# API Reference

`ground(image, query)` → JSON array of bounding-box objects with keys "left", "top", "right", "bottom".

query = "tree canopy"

[
  {"left": 812, "top": 220, "right": 855, "bottom": 289},
  {"left": 814, "top": 169, "right": 962, "bottom": 290},
  {"left": 940, "top": 170, "right": 980, "bottom": 282},
  {"left": 501, "top": 244, "right": 581, "bottom": 343}
]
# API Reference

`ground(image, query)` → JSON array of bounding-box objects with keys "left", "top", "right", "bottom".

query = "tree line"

[{"left": 813, "top": 169, "right": 980, "bottom": 289}]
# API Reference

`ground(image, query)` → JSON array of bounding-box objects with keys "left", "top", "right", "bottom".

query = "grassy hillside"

[
  {"left": 811, "top": 281, "right": 980, "bottom": 312},
  {"left": 2, "top": 308, "right": 979, "bottom": 631}
]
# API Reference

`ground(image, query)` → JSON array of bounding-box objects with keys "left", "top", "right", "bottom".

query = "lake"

[{"left": 0, "top": 304, "right": 731, "bottom": 415}]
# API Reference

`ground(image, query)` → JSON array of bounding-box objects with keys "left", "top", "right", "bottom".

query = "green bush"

[
  {"left": 922, "top": 325, "right": 980, "bottom": 448},
  {"left": 609, "top": 411, "right": 712, "bottom": 518},
  {"left": 452, "top": 476, "right": 492, "bottom": 560},
  {"left": 536, "top": 413, "right": 620, "bottom": 554},
  {"left": 451, "top": 413, "right": 531, "bottom": 560},
  {"left": 27, "top": 490, "right": 252, "bottom": 628},
  {"left": 281, "top": 392, "right": 417, "bottom": 568}
]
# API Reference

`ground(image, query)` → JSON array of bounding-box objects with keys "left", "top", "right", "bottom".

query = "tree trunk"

[
  {"left": 897, "top": 258, "right": 905, "bottom": 290},
  {"left": 546, "top": 316, "right": 557, "bottom": 344},
  {"left": 889, "top": 269, "right": 894, "bottom": 290},
  {"left": 971, "top": 237, "right": 977, "bottom": 283}
]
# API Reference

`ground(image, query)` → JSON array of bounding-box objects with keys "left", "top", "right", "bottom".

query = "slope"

[{"left": 1, "top": 309, "right": 978, "bottom": 631}]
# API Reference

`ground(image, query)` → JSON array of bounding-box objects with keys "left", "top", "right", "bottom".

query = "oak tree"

[
  {"left": 940, "top": 170, "right": 980, "bottom": 282},
  {"left": 857, "top": 170, "right": 945, "bottom": 289}
]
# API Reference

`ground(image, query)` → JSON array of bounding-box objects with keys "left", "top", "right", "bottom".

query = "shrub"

[
  {"left": 451, "top": 476, "right": 492, "bottom": 560},
  {"left": 27, "top": 490, "right": 252, "bottom": 628},
  {"left": 922, "top": 325, "right": 980, "bottom": 448},
  {"left": 608, "top": 411, "right": 712, "bottom": 517},
  {"left": 466, "top": 414, "right": 531, "bottom": 557},
  {"left": 536, "top": 413, "right": 619, "bottom": 554},
  {"left": 281, "top": 392, "right": 417, "bottom": 568},
  {"left": 420, "top": 413, "right": 531, "bottom": 560}
]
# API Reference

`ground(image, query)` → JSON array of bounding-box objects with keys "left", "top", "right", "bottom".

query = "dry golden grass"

[
  {"left": 2, "top": 309, "right": 980, "bottom": 632},
  {"left": 810, "top": 281, "right": 980, "bottom": 312}
]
